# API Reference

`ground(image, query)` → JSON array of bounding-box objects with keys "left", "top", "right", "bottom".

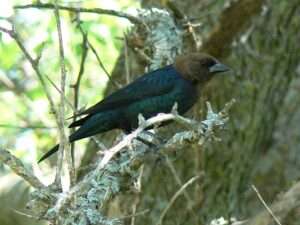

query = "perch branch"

[{"left": 37, "top": 99, "right": 235, "bottom": 224}]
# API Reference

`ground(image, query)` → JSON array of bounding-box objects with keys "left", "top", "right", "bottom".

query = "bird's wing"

[
  {"left": 69, "top": 66, "right": 178, "bottom": 127},
  {"left": 76, "top": 66, "right": 177, "bottom": 117}
]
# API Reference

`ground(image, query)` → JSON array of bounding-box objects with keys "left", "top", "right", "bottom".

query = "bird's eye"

[{"left": 203, "top": 58, "right": 216, "bottom": 67}]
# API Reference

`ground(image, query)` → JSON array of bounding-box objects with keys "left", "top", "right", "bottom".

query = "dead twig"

[
  {"left": 70, "top": 21, "right": 89, "bottom": 167},
  {"left": 53, "top": 1, "right": 74, "bottom": 187},
  {"left": 165, "top": 158, "right": 197, "bottom": 216},
  {"left": 0, "top": 26, "right": 60, "bottom": 124},
  {"left": 124, "top": 34, "right": 131, "bottom": 84},
  {"left": 251, "top": 185, "right": 282, "bottom": 225},
  {"left": 156, "top": 175, "right": 202, "bottom": 225},
  {"left": 81, "top": 28, "right": 121, "bottom": 89},
  {"left": 14, "top": 3, "right": 143, "bottom": 27}
]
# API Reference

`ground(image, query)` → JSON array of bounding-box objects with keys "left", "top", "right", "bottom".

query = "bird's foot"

[
  {"left": 135, "top": 131, "right": 165, "bottom": 151},
  {"left": 143, "top": 130, "right": 165, "bottom": 144},
  {"left": 135, "top": 136, "right": 157, "bottom": 149}
]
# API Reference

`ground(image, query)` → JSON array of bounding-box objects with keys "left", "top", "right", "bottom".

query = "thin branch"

[
  {"left": 131, "top": 165, "right": 144, "bottom": 225},
  {"left": 73, "top": 29, "right": 88, "bottom": 115},
  {"left": 251, "top": 185, "right": 282, "bottom": 225},
  {"left": 248, "top": 181, "right": 300, "bottom": 225},
  {"left": 85, "top": 34, "right": 121, "bottom": 89},
  {"left": 124, "top": 34, "right": 131, "bottom": 84},
  {"left": 71, "top": 21, "right": 119, "bottom": 154},
  {"left": 12, "top": 208, "right": 38, "bottom": 219},
  {"left": 0, "top": 26, "right": 60, "bottom": 124},
  {"left": 0, "top": 149, "right": 45, "bottom": 189},
  {"left": 14, "top": 3, "right": 143, "bottom": 26},
  {"left": 73, "top": 20, "right": 121, "bottom": 90},
  {"left": 0, "top": 124, "right": 54, "bottom": 130},
  {"left": 119, "top": 209, "right": 150, "bottom": 220},
  {"left": 166, "top": 158, "right": 197, "bottom": 216},
  {"left": 156, "top": 175, "right": 202, "bottom": 225},
  {"left": 45, "top": 74, "right": 74, "bottom": 110},
  {"left": 70, "top": 24, "right": 89, "bottom": 167},
  {"left": 53, "top": 1, "right": 73, "bottom": 186},
  {"left": 166, "top": 0, "right": 201, "bottom": 50},
  {"left": 0, "top": 26, "right": 12, "bottom": 34}
]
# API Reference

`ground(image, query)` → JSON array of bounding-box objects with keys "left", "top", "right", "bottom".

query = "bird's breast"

[{"left": 173, "top": 79, "right": 198, "bottom": 114}]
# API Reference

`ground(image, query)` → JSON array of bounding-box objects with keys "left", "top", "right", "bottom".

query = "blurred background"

[{"left": 0, "top": 0, "right": 299, "bottom": 225}]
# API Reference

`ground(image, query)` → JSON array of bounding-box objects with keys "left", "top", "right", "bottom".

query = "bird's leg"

[
  {"left": 135, "top": 134, "right": 167, "bottom": 164},
  {"left": 142, "top": 130, "right": 165, "bottom": 144},
  {"left": 134, "top": 131, "right": 165, "bottom": 152},
  {"left": 135, "top": 136, "right": 157, "bottom": 149}
]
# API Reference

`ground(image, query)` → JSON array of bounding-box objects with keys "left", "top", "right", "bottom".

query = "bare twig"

[
  {"left": 53, "top": 1, "right": 73, "bottom": 186},
  {"left": 0, "top": 124, "right": 54, "bottom": 130},
  {"left": 87, "top": 42, "right": 112, "bottom": 84},
  {"left": 74, "top": 20, "right": 121, "bottom": 90},
  {"left": 0, "top": 26, "right": 60, "bottom": 124},
  {"left": 72, "top": 29, "right": 88, "bottom": 118},
  {"left": 12, "top": 208, "right": 38, "bottom": 219},
  {"left": 166, "top": 158, "right": 197, "bottom": 215},
  {"left": 166, "top": 0, "right": 201, "bottom": 50},
  {"left": 124, "top": 34, "right": 131, "bottom": 84},
  {"left": 45, "top": 74, "right": 74, "bottom": 110},
  {"left": 0, "top": 149, "right": 45, "bottom": 189},
  {"left": 130, "top": 165, "right": 144, "bottom": 225},
  {"left": 119, "top": 209, "right": 150, "bottom": 220},
  {"left": 0, "top": 26, "right": 12, "bottom": 34},
  {"left": 156, "top": 175, "right": 202, "bottom": 225},
  {"left": 251, "top": 185, "right": 282, "bottom": 225},
  {"left": 86, "top": 36, "right": 121, "bottom": 89},
  {"left": 70, "top": 24, "right": 89, "bottom": 167},
  {"left": 248, "top": 181, "right": 300, "bottom": 225},
  {"left": 14, "top": 3, "right": 143, "bottom": 26}
]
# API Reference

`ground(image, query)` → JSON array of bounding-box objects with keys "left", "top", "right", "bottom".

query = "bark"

[{"left": 94, "top": 0, "right": 300, "bottom": 224}]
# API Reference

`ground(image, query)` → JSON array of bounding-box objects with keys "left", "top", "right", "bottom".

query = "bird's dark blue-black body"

[
  {"left": 38, "top": 53, "right": 230, "bottom": 162},
  {"left": 69, "top": 65, "right": 198, "bottom": 142}
]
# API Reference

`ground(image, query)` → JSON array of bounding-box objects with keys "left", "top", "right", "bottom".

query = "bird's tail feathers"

[
  {"left": 68, "top": 115, "right": 91, "bottom": 128},
  {"left": 38, "top": 144, "right": 59, "bottom": 163}
]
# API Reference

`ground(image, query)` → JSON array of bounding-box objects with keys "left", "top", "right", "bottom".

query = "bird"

[{"left": 38, "top": 53, "right": 230, "bottom": 162}]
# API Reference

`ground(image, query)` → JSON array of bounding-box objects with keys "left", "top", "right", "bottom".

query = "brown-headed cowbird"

[{"left": 39, "top": 53, "right": 230, "bottom": 162}]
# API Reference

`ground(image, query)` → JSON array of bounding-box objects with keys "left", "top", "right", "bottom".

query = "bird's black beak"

[{"left": 209, "top": 63, "right": 230, "bottom": 74}]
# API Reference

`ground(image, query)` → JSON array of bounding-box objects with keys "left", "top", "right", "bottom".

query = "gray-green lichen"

[
  {"left": 137, "top": 8, "right": 183, "bottom": 71},
  {"left": 27, "top": 99, "right": 234, "bottom": 225}
]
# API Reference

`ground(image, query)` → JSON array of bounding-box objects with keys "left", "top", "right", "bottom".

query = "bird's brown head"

[{"left": 174, "top": 53, "right": 230, "bottom": 84}]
